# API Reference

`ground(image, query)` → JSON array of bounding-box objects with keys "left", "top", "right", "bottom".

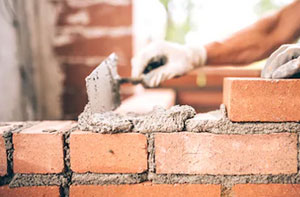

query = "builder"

[{"left": 132, "top": 1, "right": 300, "bottom": 87}]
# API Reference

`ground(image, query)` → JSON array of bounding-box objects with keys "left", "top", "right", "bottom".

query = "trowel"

[{"left": 86, "top": 53, "right": 166, "bottom": 113}]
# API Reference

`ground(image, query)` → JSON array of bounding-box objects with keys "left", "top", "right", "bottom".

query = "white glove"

[
  {"left": 131, "top": 41, "right": 207, "bottom": 87},
  {"left": 261, "top": 44, "right": 300, "bottom": 79}
]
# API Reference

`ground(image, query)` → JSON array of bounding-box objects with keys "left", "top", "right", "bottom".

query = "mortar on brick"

[
  {"left": 71, "top": 173, "right": 147, "bottom": 185},
  {"left": 78, "top": 103, "right": 132, "bottom": 133},
  {"left": 186, "top": 105, "right": 300, "bottom": 134},
  {"left": 62, "top": 125, "right": 77, "bottom": 197},
  {"left": 0, "top": 122, "right": 29, "bottom": 185},
  {"left": 9, "top": 174, "right": 67, "bottom": 188},
  {"left": 147, "top": 134, "right": 155, "bottom": 173},
  {"left": 150, "top": 174, "right": 300, "bottom": 188},
  {"left": 79, "top": 104, "right": 195, "bottom": 133},
  {"left": 129, "top": 105, "right": 195, "bottom": 133}
]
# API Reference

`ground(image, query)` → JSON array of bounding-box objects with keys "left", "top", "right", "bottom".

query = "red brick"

[
  {"left": 223, "top": 77, "right": 300, "bottom": 122},
  {"left": 0, "top": 132, "right": 6, "bottom": 176},
  {"left": 13, "top": 121, "right": 75, "bottom": 174},
  {"left": 155, "top": 132, "right": 297, "bottom": 175},
  {"left": 70, "top": 131, "right": 147, "bottom": 173},
  {"left": 232, "top": 184, "right": 300, "bottom": 197},
  {"left": 57, "top": 3, "right": 132, "bottom": 27},
  {"left": 55, "top": 35, "right": 132, "bottom": 59},
  {"left": 70, "top": 183, "right": 221, "bottom": 197},
  {"left": 0, "top": 186, "right": 60, "bottom": 197},
  {"left": 0, "top": 123, "right": 23, "bottom": 176}
]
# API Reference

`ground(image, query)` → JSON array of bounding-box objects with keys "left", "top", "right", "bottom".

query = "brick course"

[
  {"left": 155, "top": 132, "right": 297, "bottom": 175},
  {"left": 223, "top": 77, "right": 300, "bottom": 122},
  {"left": 1, "top": 119, "right": 300, "bottom": 196},
  {"left": 70, "top": 131, "right": 147, "bottom": 173},
  {"left": 70, "top": 183, "right": 221, "bottom": 197}
]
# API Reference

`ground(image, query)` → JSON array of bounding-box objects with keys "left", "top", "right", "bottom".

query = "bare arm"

[{"left": 205, "top": 0, "right": 300, "bottom": 65}]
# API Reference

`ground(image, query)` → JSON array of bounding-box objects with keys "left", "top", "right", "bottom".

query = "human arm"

[
  {"left": 205, "top": 0, "right": 300, "bottom": 65},
  {"left": 132, "top": 1, "right": 300, "bottom": 87}
]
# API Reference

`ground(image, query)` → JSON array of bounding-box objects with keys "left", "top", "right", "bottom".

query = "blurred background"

[{"left": 0, "top": 0, "right": 292, "bottom": 121}]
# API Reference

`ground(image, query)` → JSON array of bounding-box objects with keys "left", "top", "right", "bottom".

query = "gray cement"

[
  {"left": 130, "top": 105, "right": 195, "bottom": 133},
  {"left": 78, "top": 103, "right": 132, "bottom": 133},
  {"left": 0, "top": 122, "right": 28, "bottom": 185},
  {"left": 150, "top": 174, "right": 300, "bottom": 187},
  {"left": 147, "top": 134, "right": 155, "bottom": 173},
  {"left": 9, "top": 174, "right": 67, "bottom": 188},
  {"left": 86, "top": 53, "right": 121, "bottom": 113},
  {"left": 78, "top": 105, "right": 195, "bottom": 133},
  {"left": 72, "top": 173, "right": 147, "bottom": 185},
  {"left": 186, "top": 104, "right": 300, "bottom": 134}
]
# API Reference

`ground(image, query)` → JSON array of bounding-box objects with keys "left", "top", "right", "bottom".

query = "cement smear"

[
  {"left": 186, "top": 104, "right": 300, "bottom": 134},
  {"left": 72, "top": 173, "right": 147, "bottom": 185},
  {"left": 78, "top": 105, "right": 195, "bottom": 133}
]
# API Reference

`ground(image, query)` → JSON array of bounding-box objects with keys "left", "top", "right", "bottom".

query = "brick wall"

[
  {"left": 1, "top": 77, "right": 299, "bottom": 196},
  {"left": 54, "top": 0, "right": 133, "bottom": 119},
  {"left": 2, "top": 75, "right": 300, "bottom": 197}
]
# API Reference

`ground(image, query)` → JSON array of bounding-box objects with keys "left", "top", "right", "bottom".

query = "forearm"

[{"left": 205, "top": 1, "right": 300, "bottom": 65}]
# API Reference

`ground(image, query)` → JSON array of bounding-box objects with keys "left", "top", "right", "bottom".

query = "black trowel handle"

[
  {"left": 119, "top": 55, "right": 168, "bottom": 86},
  {"left": 143, "top": 55, "right": 168, "bottom": 74},
  {"left": 118, "top": 77, "right": 143, "bottom": 85}
]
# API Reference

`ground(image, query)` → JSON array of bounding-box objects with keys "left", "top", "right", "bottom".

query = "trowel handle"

[
  {"left": 118, "top": 77, "right": 143, "bottom": 85},
  {"left": 143, "top": 55, "right": 167, "bottom": 74},
  {"left": 118, "top": 55, "right": 168, "bottom": 86}
]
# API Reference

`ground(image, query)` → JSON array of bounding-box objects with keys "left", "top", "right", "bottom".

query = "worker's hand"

[
  {"left": 261, "top": 44, "right": 300, "bottom": 79},
  {"left": 131, "top": 41, "right": 207, "bottom": 87}
]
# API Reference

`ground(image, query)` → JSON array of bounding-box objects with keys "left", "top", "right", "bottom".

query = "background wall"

[
  {"left": 0, "top": 0, "right": 293, "bottom": 121},
  {"left": 55, "top": 0, "right": 133, "bottom": 119},
  {"left": 0, "top": 2, "right": 23, "bottom": 121},
  {"left": 0, "top": 0, "right": 133, "bottom": 121}
]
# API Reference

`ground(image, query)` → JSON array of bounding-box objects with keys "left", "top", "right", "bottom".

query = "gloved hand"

[
  {"left": 131, "top": 41, "right": 207, "bottom": 87},
  {"left": 261, "top": 44, "right": 300, "bottom": 79}
]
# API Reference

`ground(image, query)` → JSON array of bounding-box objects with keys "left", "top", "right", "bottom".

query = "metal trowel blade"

[{"left": 85, "top": 53, "right": 121, "bottom": 113}]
